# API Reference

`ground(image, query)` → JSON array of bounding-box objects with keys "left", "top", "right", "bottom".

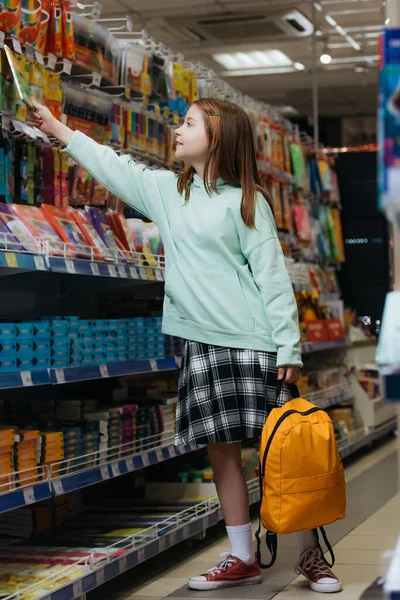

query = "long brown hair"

[{"left": 176, "top": 98, "right": 272, "bottom": 228}]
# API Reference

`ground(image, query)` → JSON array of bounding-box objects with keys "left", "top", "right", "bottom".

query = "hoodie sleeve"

[
  {"left": 238, "top": 196, "right": 303, "bottom": 368},
  {"left": 66, "top": 130, "right": 174, "bottom": 222}
]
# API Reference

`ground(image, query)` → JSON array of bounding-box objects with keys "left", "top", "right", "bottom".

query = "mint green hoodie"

[{"left": 66, "top": 131, "right": 302, "bottom": 367}]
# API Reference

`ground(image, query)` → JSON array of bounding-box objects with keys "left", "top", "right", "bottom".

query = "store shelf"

[
  {"left": 301, "top": 339, "right": 350, "bottom": 354},
  {"left": 338, "top": 418, "right": 397, "bottom": 460},
  {"left": 0, "top": 383, "right": 352, "bottom": 515},
  {"left": 0, "top": 430, "right": 201, "bottom": 515},
  {"left": 307, "top": 383, "right": 353, "bottom": 410},
  {"left": 0, "top": 245, "right": 165, "bottom": 283},
  {"left": 0, "top": 357, "right": 180, "bottom": 390},
  {"left": 3, "top": 479, "right": 260, "bottom": 600}
]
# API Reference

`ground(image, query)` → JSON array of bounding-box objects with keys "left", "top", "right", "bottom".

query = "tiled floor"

[{"left": 88, "top": 437, "right": 399, "bottom": 600}]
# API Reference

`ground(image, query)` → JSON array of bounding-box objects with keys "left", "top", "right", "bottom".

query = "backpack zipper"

[{"left": 261, "top": 407, "right": 323, "bottom": 477}]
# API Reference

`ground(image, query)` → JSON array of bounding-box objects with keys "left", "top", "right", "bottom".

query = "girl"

[{"left": 28, "top": 97, "right": 342, "bottom": 594}]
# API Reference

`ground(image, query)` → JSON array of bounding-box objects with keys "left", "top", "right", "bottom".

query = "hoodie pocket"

[{"left": 165, "top": 264, "right": 255, "bottom": 333}]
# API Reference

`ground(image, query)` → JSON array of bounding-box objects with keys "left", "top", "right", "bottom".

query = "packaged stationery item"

[
  {"left": 0, "top": 0, "right": 21, "bottom": 37},
  {"left": 4, "top": 45, "right": 34, "bottom": 112},
  {"left": 61, "top": 0, "right": 74, "bottom": 60},
  {"left": 41, "top": 205, "right": 93, "bottom": 258},
  {"left": 0, "top": 204, "right": 39, "bottom": 253},
  {"left": 107, "top": 211, "right": 136, "bottom": 253},
  {"left": 46, "top": 0, "right": 63, "bottom": 57},
  {"left": 12, "top": 204, "right": 70, "bottom": 256},
  {"left": 86, "top": 207, "right": 126, "bottom": 260},
  {"left": 70, "top": 208, "right": 112, "bottom": 261},
  {"left": 37, "top": 0, "right": 51, "bottom": 55},
  {"left": 20, "top": 0, "right": 42, "bottom": 47}
]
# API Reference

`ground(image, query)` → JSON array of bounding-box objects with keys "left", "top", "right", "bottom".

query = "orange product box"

[
  {"left": 41, "top": 205, "right": 93, "bottom": 258},
  {"left": 326, "top": 319, "right": 345, "bottom": 340},
  {"left": 69, "top": 208, "right": 109, "bottom": 261},
  {"left": 305, "top": 320, "right": 329, "bottom": 342},
  {"left": 11, "top": 204, "right": 72, "bottom": 257}
]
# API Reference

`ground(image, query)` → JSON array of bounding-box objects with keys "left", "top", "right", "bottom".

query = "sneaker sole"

[
  {"left": 310, "top": 581, "right": 343, "bottom": 593},
  {"left": 188, "top": 575, "right": 263, "bottom": 591}
]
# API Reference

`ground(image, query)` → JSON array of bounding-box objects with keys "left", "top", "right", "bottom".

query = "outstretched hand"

[{"left": 27, "top": 98, "right": 57, "bottom": 136}]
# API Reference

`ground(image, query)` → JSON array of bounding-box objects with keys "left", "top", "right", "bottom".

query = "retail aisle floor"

[{"left": 89, "top": 437, "right": 399, "bottom": 600}]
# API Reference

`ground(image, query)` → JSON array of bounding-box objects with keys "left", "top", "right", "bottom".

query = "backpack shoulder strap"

[{"left": 313, "top": 527, "right": 336, "bottom": 568}]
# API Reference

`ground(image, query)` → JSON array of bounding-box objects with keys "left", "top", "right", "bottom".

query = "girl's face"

[{"left": 174, "top": 105, "right": 209, "bottom": 166}]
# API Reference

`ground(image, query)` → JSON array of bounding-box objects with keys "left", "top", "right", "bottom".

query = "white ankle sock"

[
  {"left": 297, "top": 530, "right": 317, "bottom": 554},
  {"left": 226, "top": 523, "right": 254, "bottom": 565}
]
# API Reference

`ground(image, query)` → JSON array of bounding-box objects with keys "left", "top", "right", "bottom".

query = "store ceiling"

[{"left": 99, "top": 0, "right": 385, "bottom": 119}]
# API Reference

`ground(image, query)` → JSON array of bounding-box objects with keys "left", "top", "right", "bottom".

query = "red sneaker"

[
  {"left": 295, "top": 548, "right": 342, "bottom": 593},
  {"left": 188, "top": 553, "right": 262, "bottom": 591}
]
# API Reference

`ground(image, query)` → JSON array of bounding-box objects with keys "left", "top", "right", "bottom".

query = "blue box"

[
  {"left": 33, "top": 348, "right": 50, "bottom": 360},
  {"left": 103, "top": 342, "right": 116, "bottom": 353},
  {"left": 0, "top": 323, "right": 17, "bottom": 339},
  {"left": 17, "top": 357, "right": 35, "bottom": 370},
  {"left": 32, "top": 357, "right": 50, "bottom": 369},
  {"left": 93, "top": 320, "right": 108, "bottom": 332},
  {"left": 51, "top": 327, "right": 69, "bottom": 339},
  {"left": 78, "top": 321, "right": 94, "bottom": 334},
  {"left": 92, "top": 355, "right": 105, "bottom": 364},
  {"left": 0, "top": 340, "right": 16, "bottom": 355},
  {"left": 79, "top": 347, "right": 93, "bottom": 357},
  {"left": 50, "top": 358, "right": 70, "bottom": 369},
  {"left": 116, "top": 352, "right": 127, "bottom": 361},
  {"left": 79, "top": 356, "right": 95, "bottom": 366},
  {"left": 15, "top": 323, "right": 34, "bottom": 339},
  {"left": 0, "top": 357, "right": 17, "bottom": 372},
  {"left": 33, "top": 340, "right": 50, "bottom": 352},
  {"left": 105, "top": 352, "right": 116, "bottom": 362},
  {"left": 50, "top": 349, "right": 70, "bottom": 360}
]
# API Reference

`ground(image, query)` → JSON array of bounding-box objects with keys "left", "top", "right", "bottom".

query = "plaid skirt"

[{"left": 175, "top": 340, "right": 292, "bottom": 446}]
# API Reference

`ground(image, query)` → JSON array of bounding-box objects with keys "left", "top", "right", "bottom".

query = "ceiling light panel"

[{"left": 213, "top": 49, "right": 293, "bottom": 71}]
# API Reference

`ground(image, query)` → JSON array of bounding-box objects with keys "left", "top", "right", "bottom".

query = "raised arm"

[{"left": 27, "top": 99, "right": 168, "bottom": 221}]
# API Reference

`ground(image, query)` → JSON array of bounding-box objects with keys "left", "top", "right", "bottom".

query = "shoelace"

[
  {"left": 206, "top": 553, "right": 237, "bottom": 576},
  {"left": 295, "top": 549, "right": 336, "bottom": 579}
]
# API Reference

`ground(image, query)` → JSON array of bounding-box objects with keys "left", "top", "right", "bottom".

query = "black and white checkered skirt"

[{"left": 175, "top": 340, "right": 292, "bottom": 446}]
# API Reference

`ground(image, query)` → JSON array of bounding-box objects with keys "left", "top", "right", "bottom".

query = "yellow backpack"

[{"left": 256, "top": 383, "right": 346, "bottom": 569}]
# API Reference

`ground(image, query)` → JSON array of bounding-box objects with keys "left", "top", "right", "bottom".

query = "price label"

[
  {"left": 0, "top": 31, "right": 4, "bottom": 49},
  {"left": 117, "top": 265, "right": 126, "bottom": 278},
  {"left": 119, "top": 556, "right": 127, "bottom": 572},
  {"left": 100, "top": 465, "right": 110, "bottom": 480},
  {"left": 139, "top": 267, "right": 147, "bottom": 279},
  {"left": 169, "top": 531, "right": 176, "bottom": 546},
  {"left": 5, "top": 253, "right": 17, "bottom": 268},
  {"left": 92, "top": 72, "right": 102, "bottom": 87},
  {"left": 12, "top": 37, "right": 22, "bottom": 54},
  {"left": 35, "top": 49, "right": 45, "bottom": 65},
  {"left": 137, "top": 548, "right": 145, "bottom": 563},
  {"left": 96, "top": 570, "right": 105, "bottom": 586},
  {"left": 141, "top": 453, "right": 150, "bottom": 468},
  {"left": 63, "top": 59, "right": 72, "bottom": 74},
  {"left": 111, "top": 462, "right": 120, "bottom": 477},
  {"left": 146, "top": 268, "right": 155, "bottom": 281},
  {"left": 155, "top": 448, "right": 164, "bottom": 462},
  {"left": 23, "top": 487, "right": 35, "bottom": 505},
  {"left": 183, "top": 525, "right": 190, "bottom": 540},
  {"left": 159, "top": 536, "right": 167, "bottom": 552},
  {"left": 150, "top": 360, "right": 158, "bottom": 372},
  {"left": 91, "top": 262, "right": 100, "bottom": 276},
  {"left": 155, "top": 269, "right": 163, "bottom": 281},
  {"left": 73, "top": 580, "right": 83, "bottom": 597},
  {"left": 47, "top": 53, "right": 57, "bottom": 70},
  {"left": 20, "top": 371, "right": 33, "bottom": 387},
  {"left": 99, "top": 364, "right": 109, "bottom": 378},
  {"left": 66, "top": 260, "right": 76, "bottom": 274},
  {"left": 55, "top": 369, "right": 66, "bottom": 384},
  {"left": 108, "top": 265, "right": 117, "bottom": 277},
  {"left": 52, "top": 479, "right": 64, "bottom": 495},
  {"left": 125, "top": 457, "right": 134, "bottom": 471},
  {"left": 25, "top": 44, "right": 35, "bottom": 62},
  {"left": 34, "top": 256, "right": 46, "bottom": 271},
  {"left": 129, "top": 267, "right": 138, "bottom": 279}
]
